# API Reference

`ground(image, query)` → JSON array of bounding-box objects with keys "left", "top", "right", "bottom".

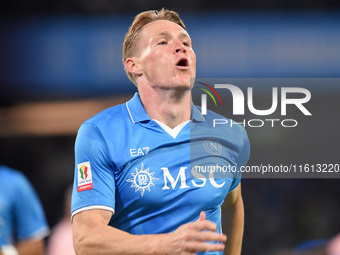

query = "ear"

[{"left": 125, "top": 57, "right": 143, "bottom": 76}]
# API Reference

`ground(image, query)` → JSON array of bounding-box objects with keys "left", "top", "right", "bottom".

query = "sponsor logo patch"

[
  {"left": 126, "top": 163, "right": 159, "bottom": 196},
  {"left": 77, "top": 161, "right": 93, "bottom": 192}
]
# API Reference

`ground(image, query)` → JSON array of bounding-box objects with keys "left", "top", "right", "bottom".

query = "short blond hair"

[{"left": 122, "top": 8, "right": 187, "bottom": 86}]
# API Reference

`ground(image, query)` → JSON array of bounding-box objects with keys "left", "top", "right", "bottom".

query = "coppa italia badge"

[{"left": 77, "top": 161, "right": 93, "bottom": 192}]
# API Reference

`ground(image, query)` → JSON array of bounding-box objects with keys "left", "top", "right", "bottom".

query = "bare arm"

[
  {"left": 222, "top": 183, "right": 244, "bottom": 255},
  {"left": 0, "top": 239, "right": 44, "bottom": 255},
  {"left": 73, "top": 209, "right": 227, "bottom": 255},
  {"left": 17, "top": 239, "right": 45, "bottom": 255}
]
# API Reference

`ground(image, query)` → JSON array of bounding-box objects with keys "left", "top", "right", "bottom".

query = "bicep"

[
  {"left": 72, "top": 209, "right": 132, "bottom": 254},
  {"left": 73, "top": 209, "right": 113, "bottom": 234},
  {"left": 223, "top": 183, "right": 242, "bottom": 208},
  {"left": 73, "top": 209, "right": 113, "bottom": 251}
]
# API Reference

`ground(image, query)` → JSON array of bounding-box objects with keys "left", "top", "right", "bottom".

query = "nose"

[
  {"left": 174, "top": 40, "right": 186, "bottom": 54},
  {"left": 175, "top": 47, "right": 186, "bottom": 53}
]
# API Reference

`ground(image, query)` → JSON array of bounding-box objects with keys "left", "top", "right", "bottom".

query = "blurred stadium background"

[{"left": 0, "top": 0, "right": 339, "bottom": 254}]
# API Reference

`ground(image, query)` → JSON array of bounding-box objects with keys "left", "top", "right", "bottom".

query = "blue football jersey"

[
  {"left": 71, "top": 92, "right": 250, "bottom": 254},
  {"left": 0, "top": 166, "right": 49, "bottom": 245}
]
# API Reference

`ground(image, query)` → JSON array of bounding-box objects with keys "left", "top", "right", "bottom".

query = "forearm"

[
  {"left": 74, "top": 223, "right": 171, "bottom": 255},
  {"left": 224, "top": 197, "right": 244, "bottom": 255},
  {"left": 16, "top": 240, "right": 44, "bottom": 255},
  {"left": 222, "top": 185, "right": 245, "bottom": 255},
  {"left": 73, "top": 209, "right": 226, "bottom": 255},
  {"left": 1, "top": 240, "right": 44, "bottom": 255}
]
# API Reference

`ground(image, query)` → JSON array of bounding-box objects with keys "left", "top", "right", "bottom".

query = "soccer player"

[
  {"left": 0, "top": 165, "right": 49, "bottom": 255},
  {"left": 71, "top": 9, "right": 250, "bottom": 255}
]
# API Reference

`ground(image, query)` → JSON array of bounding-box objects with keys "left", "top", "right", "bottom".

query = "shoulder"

[
  {"left": 77, "top": 102, "right": 131, "bottom": 138},
  {"left": 0, "top": 166, "right": 28, "bottom": 187},
  {"left": 84, "top": 102, "right": 128, "bottom": 128},
  {"left": 197, "top": 106, "right": 248, "bottom": 139},
  {"left": 0, "top": 165, "right": 18, "bottom": 177},
  {"left": 0, "top": 166, "right": 40, "bottom": 207},
  {"left": 74, "top": 102, "right": 132, "bottom": 157}
]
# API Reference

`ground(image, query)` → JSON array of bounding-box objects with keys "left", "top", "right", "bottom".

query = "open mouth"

[{"left": 176, "top": 58, "right": 189, "bottom": 67}]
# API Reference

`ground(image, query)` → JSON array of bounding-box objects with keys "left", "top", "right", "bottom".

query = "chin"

[
  {"left": 157, "top": 75, "right": 193, "bottom": 90},
  {"left": 175, "top": 76, "right": 193, "bottom": 88},
  {"left": 175, "top": 82, "right": 192, "bottom": 90}
]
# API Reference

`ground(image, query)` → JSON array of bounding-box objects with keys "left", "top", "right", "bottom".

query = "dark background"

[{"left": 1, "top": 1, "right": 340, "bottom": 254}]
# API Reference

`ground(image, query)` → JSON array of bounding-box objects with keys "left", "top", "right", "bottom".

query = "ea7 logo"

[
  {"left": 200, "top": 84, "right": 312, "bottom": 116},
  {"left": 130, "top": 147, "right": 150, "bottom": 157}
]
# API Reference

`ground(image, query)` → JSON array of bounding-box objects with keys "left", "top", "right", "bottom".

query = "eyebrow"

[{"left": 154, "top": 30, "right": 191, "bottom": 40}]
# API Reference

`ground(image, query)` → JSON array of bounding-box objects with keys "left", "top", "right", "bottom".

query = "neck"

[{"left": 138, "top": 85, "right": 192, "bottom": 129}]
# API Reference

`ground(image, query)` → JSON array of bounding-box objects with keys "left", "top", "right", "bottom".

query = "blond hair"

[{"left": 122, "top": 9, "right": 187, "bottom": 86}]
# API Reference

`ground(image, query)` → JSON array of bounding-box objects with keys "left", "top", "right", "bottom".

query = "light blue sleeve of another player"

[
  {"left": 71, "top": 123, "right": 116, "bottom": 216},
  {"left": 229, "top": 125, "right": 250, "bottom": 192},
  {"left": 13, "top": 171, "right": 49, "bottom": 242}
]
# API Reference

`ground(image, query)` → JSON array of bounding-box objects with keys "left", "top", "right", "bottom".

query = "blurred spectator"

[
  {"left": 0, "top": 165, "right": 49, "bottom": 255},
  {"left": 47, "top": 185, "right": 75, "bottom": 255}
]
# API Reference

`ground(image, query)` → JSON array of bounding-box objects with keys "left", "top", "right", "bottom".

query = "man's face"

[{"left": 135, "top": 20, "right": 196, "bottom": 90}]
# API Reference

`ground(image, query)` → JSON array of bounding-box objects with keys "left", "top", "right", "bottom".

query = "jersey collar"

[
  {"left": 126, "top": 92, "right": 205, "bottom": 124},
  {"left": 191, "top": 104, "right": 205, "bottom": 122},
  {"left": 126, "top": 92, "right": 150, "bottom": 124}
]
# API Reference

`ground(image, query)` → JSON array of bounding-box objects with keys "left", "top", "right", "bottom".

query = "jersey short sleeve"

[
  {"left": 13, "top": 171, "right": 49, "bottom": 241},
  {"left": 229, "top": 124, "right": 250, "bottom": 192},
  {"left": 71, "top": 123, "right": 116, "bottom": 217},
  {"left": 0, "top": 166, "right": 49, "bottom": 245}
]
